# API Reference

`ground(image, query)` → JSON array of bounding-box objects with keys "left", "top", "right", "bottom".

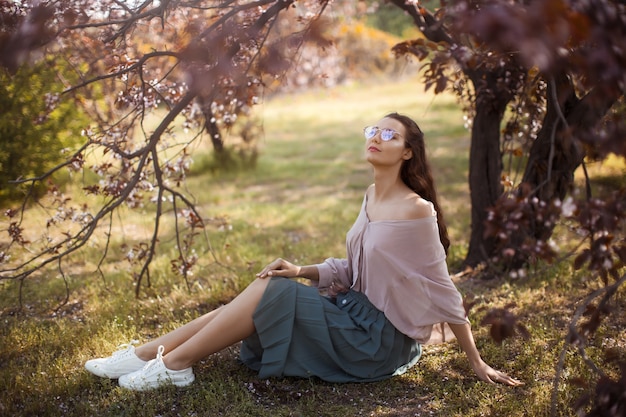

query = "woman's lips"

[{"left": 368, "top": 146, "right": 381, "bottom": 152}]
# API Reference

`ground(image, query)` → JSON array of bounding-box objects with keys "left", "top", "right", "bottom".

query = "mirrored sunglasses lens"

[
  {"left": 364, "top": 126, "right": 377, "bottom": 139},
  {"left": 381, "top": 129, "right": 394, "bottom": 141}
]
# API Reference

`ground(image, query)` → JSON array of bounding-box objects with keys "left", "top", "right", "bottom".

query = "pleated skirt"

[{"left": 239, "top": 277, "right": 421, "bottom": 383}]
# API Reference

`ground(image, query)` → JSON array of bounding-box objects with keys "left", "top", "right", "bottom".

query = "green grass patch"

[{"left": 1, "top": 78, "right": 624, "bottom": 416}]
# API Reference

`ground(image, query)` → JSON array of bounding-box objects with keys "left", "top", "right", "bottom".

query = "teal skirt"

[{"left": 239, "top": 277, "right": 421, "bottom": 383}]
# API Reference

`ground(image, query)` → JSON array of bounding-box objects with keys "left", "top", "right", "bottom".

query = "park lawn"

[{"left": 1, "top": 78, "right": 624, "bottom": 416}]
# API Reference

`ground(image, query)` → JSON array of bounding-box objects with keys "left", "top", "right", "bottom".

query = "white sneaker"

[
  {"left": 85, "top": 340, "right": 147, "bottom": 379},
  {"left": 118, "top": 345, "right": 195, "bottom": 391}
]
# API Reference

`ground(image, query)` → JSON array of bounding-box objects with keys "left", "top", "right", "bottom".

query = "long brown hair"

[{"left": 386, "top": 112, "right": 451, "bottom": 254}]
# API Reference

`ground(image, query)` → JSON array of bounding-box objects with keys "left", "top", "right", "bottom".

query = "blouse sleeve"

[{"left": 314, "top": 258, "right": 352, "bottom": 290}]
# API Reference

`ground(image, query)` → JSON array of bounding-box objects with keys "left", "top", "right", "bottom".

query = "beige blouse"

[{"left": 315, "top": 194, "right": 469, "bottom": 344}]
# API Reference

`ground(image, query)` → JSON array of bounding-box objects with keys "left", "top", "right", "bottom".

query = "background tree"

[
  {"left": 0, "top": 0, "right": 332, "bottom": 297},
  {"left": 390, "top": 0, "right": 625, "bottom": 271}
]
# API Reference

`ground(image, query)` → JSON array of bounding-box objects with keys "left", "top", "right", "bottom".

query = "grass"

[{"left": 1, "top": 77, "right": 625, "bottom": 417}]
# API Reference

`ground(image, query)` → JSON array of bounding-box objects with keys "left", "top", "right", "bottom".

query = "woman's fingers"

[
  {"left": 490, "top": 370, "right": 524, "bottom": 386},
  {"left": 500, "top": 374, "right": 524, "bottom": 386},
  {"left": 476, "top": 363, "right": 524, "bottom": 386},
  {"left": 328, "top": 281, "right": 349, "bottom": 297},
  {"left": 256, "top": 264, "right": 271, "bottom": 278},
  {"left": 256, "top": 258, "right": 295, "bottom": 278}
]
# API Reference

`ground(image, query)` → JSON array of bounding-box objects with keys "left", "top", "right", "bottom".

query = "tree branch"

[
  {"left": 388, "top": 0, "right": 453, "bottom": 44},
  {"left": 550, "top": 272, "right": 626, "bottom": 417},
  {"left": 62, "top": 51, "right": 179, "bottom": 95}
]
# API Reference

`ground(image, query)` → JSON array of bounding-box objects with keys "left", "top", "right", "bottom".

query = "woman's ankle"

[
  {"left": 134, "top": 345, "right": 154, "bottom": 361},
  {"left": 163, "top": 354, "right": 191, "bottom": 371}
]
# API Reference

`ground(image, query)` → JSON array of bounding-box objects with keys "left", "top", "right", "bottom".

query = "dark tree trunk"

[
  {"left": 519, "top": 75, "right": 583, "bottom": 242},
  {"left": 465, "top": 72, "right": 619, "bottom": 268},
  {"left": 464, "top": 74, "right": 511, "bottom": 267},
  {"left": 519, "top": 75, "right": 619, "bottom": 242},
  {"left": 204, "top": 108, "right": 224, "bottom": 153}
]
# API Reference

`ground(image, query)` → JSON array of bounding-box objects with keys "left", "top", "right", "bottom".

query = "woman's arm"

[
  {"left": 256, "top": 258, "right": 319, "bottom": 282},
  {"left": 448, "top": 322, "right": 523, "bottom": 386}
]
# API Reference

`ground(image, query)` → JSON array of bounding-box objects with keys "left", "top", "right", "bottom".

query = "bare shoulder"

[{"left": 404, "top": 194, "right": 435, "bottom": 220}]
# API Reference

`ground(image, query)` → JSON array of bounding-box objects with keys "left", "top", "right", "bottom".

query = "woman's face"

[{"left": 364, "top": 117, "right": 412, "bottom": 167}]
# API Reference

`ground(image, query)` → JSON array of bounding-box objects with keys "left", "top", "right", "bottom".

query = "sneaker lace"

[
  {"left": 110, "top": 340, "right": 139, "bottom": 360},
  {"left": 139, "top": 345, "right": 165, "bottom": 371},
  {"left": 156, "top": 345, "right": 165, "bottom": 359}
]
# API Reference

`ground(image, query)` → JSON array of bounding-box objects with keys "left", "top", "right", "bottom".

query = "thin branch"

[
  {"left": 129, "top": 91, "right": 196, "bottom": 295},
  {"left": 112, "top": 0, "right": 134, "bottom": 14},
  {"left": 196, "top": 0, "right": 278, "bottom": 41},
  {"left": 388, "top": 0, "right": 454, "bottom": 44},
  {"left": 9, "top": 140, "right": 92, "bottom": 186},
  {"left": 62, "top": 51, "right": 179, "bottom": 95},
  {"left": 171, "top": 196, "right": 191, "bottom": 291},
  {"left": 180, "top": 0, "right": 240, "bottom": 10},
  {"left": 135, "top": 146, "right": 164, "bottom": 297},
  {"left": 65, "top": 0, "right": 169, "bottom": 41},
  {"left": 51, "top": 257, "right": 70, "bottom": 313},
  {"left": 95, "top": 211, "right": 114, "bottom": 288},
  {"left": 545, "top": 78, "right": 561, "bottom": 187},
  {"left": 550, "top": 272, "right": 626, "bottom": 417}
]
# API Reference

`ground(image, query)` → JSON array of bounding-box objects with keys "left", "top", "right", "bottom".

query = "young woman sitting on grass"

[{"left": 85, "top": 112, "right": 522, "bottom": 390}]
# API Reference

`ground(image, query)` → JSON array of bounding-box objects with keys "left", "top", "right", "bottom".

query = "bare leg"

[
  {"left": 161, "top": 277, "right": 271, "bottom": 370},
  {"left": 134, "top": 305, "right": 226, "bottom": 361}
]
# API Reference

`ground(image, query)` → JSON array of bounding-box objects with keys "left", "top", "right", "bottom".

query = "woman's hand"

[
  {"left": 448, "top": 322, "right": 523, "bottom": 387},
  {"left": 328, "top": 280, "right": 349, "bottom": 297},
  {"left": 471, "top": 359, "right": 523, "bottom": 386},
  {"left": 256, "top": 258, "right": 301, "bottom": 279}
]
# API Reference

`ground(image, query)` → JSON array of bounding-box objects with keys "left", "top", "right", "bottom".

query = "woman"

[{"left": 85, "top": 113, "right": 522, "bottom": 390}]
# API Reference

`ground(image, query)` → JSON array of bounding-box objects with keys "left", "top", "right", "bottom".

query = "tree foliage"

[
  {"left": 391, "top": 0, "right": 625, "bottom": 269},
  {"left": 0, "top": 59, "right": 86, "bottom": 202},
  {"left": 0, "top": 0, "right": 332, "bottom": 298}
]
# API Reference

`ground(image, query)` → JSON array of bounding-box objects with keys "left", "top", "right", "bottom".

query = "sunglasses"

[{"left": 363, "top": 126, "right": 401, "bottom": 141}]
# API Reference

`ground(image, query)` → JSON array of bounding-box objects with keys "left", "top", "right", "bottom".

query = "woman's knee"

[{"left": 250, "top": 277, "right": 272, "bottom": 292}]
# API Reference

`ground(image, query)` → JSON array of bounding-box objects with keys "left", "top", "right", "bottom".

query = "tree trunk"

[
  {"left": 204, "top": 108, "right": 224, "bottom": 153},
  {"left": 465, "top": 72, "right": 619, "bottom": 269},
  {"left": 464, "top": 74, "right": 510, "bottom": 267},
  {"left": 520, "top": 75, "right": 619, "bottom": 242}
]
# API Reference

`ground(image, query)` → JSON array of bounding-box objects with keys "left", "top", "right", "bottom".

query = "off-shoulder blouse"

[{"left": 315, "top": 194, "right": 469, "bottom": 343}]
